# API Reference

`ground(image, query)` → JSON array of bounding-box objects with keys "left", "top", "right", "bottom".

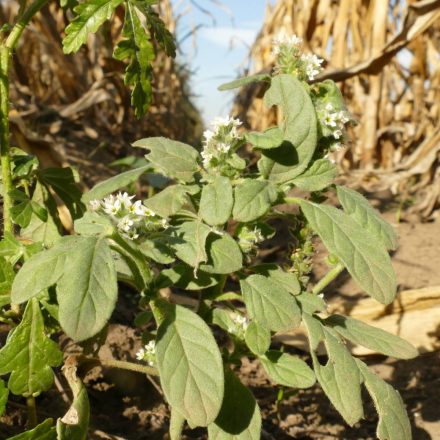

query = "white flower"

[
  {"left": 300, "top": 53, "right": 324, "bottom": 80},
  {"left": 126, "top": 230, "right": 139, "bottom": 240},
  {"left": 136, "top": 340, "right": 156, "bottom": 366},
  {"left": 218, "top": 143, "right": 231, "bottom": 154},
  {"left": 233, "top": 314, "right": 249, "bottom": 330},
  {"left": 117, "top": 216, "right": 134, "bottom": 233},
  {"left": 136, "top": 348, "right": 145, "bottom": 360},
  {"left": 333, "top": 129, "right": 342, "bottom": 139},
  {"left": 203, "top": 129, "right": 215, "bottom": 144},
  {"left": 103, "top": 195, "right": 122, "bottom": 216},
  {"left": 210, "top": 116, "right": 242, "bottom": 133},
  {"left": 89, "top": 200, "right": 101, "bottom": 211},
  {"left": 273, "top": 33, "right": 303, "bottom": 55},
  {"left": 116, "top": 192, "right": 134, "bottom": 209}
]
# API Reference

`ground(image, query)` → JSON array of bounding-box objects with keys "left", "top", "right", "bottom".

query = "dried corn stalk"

[{"left": 233, "top": 0, "right": 440, "bottom": 218}]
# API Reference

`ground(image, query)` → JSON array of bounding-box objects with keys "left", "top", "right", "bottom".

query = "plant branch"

[
  {"left": 312, "top": 262, "right": 345, "bottom": 295},
  {"left": 26, "top": 396, "right": 37, "bottom": 428}
]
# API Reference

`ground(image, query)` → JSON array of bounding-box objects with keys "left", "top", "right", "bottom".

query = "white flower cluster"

[
  {"left": 228, "top": 313, "right": 249, "bottom": 339},
  {"left": 272, "top": 33, "right": 324, "bottom": 81},
  {"left": 136, "top": 340, "right": 156, "bottom": 366},
  {"left": 201, "top": 116, "right": 242, "bottom": 169},
  {"left": 89, "top": 192, "right": 167, "bottom": 240},
  {"left": 238, "top": 225, "right": 265, "bottom": 254},
  {"left": 319, "top": 103, "right": 350, "bottom": 149}
]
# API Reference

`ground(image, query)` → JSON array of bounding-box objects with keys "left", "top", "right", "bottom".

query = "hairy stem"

[
  {"left": 312, "top": 262, "right": 345, "bottom": 295},
  {"left": 26, "top": 396, "right": 37, "bottom": 428},
  {"left": 77, "top": 355, "right": 158, "bottom": 376}
]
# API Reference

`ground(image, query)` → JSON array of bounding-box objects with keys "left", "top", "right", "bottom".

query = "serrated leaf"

[
  {"left": 260, "top": 351, "right": 315, "bottom": 388},
  {"left": 252, "top": 264, "right": 300, "bottom": 295},
  {"left": 240, "top": 274, "right": 301, "bottom": 332},
  {"left": 325, "top": 314, "right": 418, "bottom": 359},
  {"left": 336, "top": 186, "right": 398, "bottom": 251},
  {"left": 113, "top": 2, "right": 155, "bottom": 117},
  {"left": 155, "top": 304, "right": 224, "bottom": 427},
  {"left": 200, "top": 233, "right": 243, "bottom": 274},
  {"left": 245, "top": 321, "right": 271, "bottom": 356},
  {"left": 82, "top": 165, "right": 150, "bottom": 203},
  {"left": 8, "top": 419, "right": 56, "bottom": 439},
  {"left": 133, "top": 137, "right": 199, "bottom": 182},
  {"left": 63, "top": 0, "right": 124, "bottom": 54},
  {"left": 259, "top": 75, "right": 317, "bottom": 183},
  {"left": 0, "top": 298, "right": 62, "bottom": 396},
  {"left": 0, "top": 379, "right": 9, "bottom": 416},
  {"left": 218, "top": 73, "right": 270, "bottom": 91},
  {"left": 56, "top": 363, "right": 90, "bottom": 440},
  {"left": 200, "top": 176, "right": 233, "bottom": 226},
  {"left": 74, "top": 211, "right": 114, "bottom": 236},
  {"left": 171, "top": 221, "right": 211, "bottom": 269},
  {"left": 245, "top": 126, "right": 284, "bottom": 150},
  {"left": 11, "top": 236, "right": 79, "bottom": 304},
  {"left": 208, "top": 369, "right": 261, "bottom": 439},
  {"left": 144, "top": 184, "right": 196, "bottom": 218},
  {"left": 291, "top": 159, "right": 337, "bottom": 191},
  {"left": 356, "top": 359, "right": 411, "bottom": 440},
  {"left": 232, "top": 180, "right": 278, "bottom": 223},
  {"left": 38, "top": 168, "right": 84, "bottom": 220},
  {"left": 0, "top": 257, "right": 14, "bottom": 294},
  {"left": 158, "top": 264, "right": 218, "bottom": 291},
  {"left": 299, "top": 200, "right": 397, "bottom": 304},
  {"left": 312, "top": 328, "right": 364, "bottom": 426},
  {"left": 57, "top": 236, "right": 118, "bottom": 341}
]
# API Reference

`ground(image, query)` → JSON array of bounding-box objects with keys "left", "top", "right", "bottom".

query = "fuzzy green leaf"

[
  {"left": 252, "top": 264, "right": 300, "bottom": 295},
  {"left": 0, "top": 379, "right": 9, "bottom": 416},
  {"left": 336, "top": 185, "right": 398, "bottom": 251},
  {"left": 0, "top": 257, "right": 14, "bottom": 294},
  {"left": 57, "top": 236, "right": 117, "bottom": 341},
  {"left": 299, "top": 200, "right": 397, "bottom": 304},
  {"left": 291, "top": 159, "right": 337, "bottom": 191},
  {"left": 245, "top": 126, "right": 284, "bottom": 150},
  {"left": 259, "top": 75, "right": 317, "bottom": 183},
  {"left": 56, "top": 363, "right": 90, "bottom": 440},
  {"left": 312, "top": 328, "right": 364, "bottom": 426},
  {"left": 0, "top": 299, "right": 62, "bottom": 396},
  {"left": 325, "top": 314, "right": 418, "bottom": 359},
  {"left": 208, "top": 369, "right": 261, "bottom": 439},
  {"left": 63, "top": 0, "right": 124, "bottom": 54},
  {"left": 245, "top": 321, "right": 271, "bottom": 356},
  {"left": 200, "top": 176, "right": 233, "bottom": 226},
  {"left": 139, "top": 236, "right": 176, "bottom": 264},
  {"left": 296, "top": 291, "right": 326, "bottom": 314},
  {"left": 233, "top": 180, "right": 278, "bottom": 223},
  {"left": 9, "top": 189, "right": 47, "bottom": 228},
  {"left": 158, "top": 264, "right": 218, "bottom": 291},
  {"left": 169, "top": 408, "right": 185, "bottom": 440},
  {"left": 8, "top": 419, "right": 56, "bottom": 439},
  {"left": 260, "top": 351, "right": 315, "bottom": 389},
  {"left": 218, "top": 73, "right": 271, "bottom": 91},
  {"left": 240, "top": 274, "right": 301, "bottom": 332},
  {"left": 200, "top": 233, "right": 243, "bottom": 274},
  {"left": 74, "top": 212, "right": 114, "bottom": 237},
  {"left": 156, "top": 304, "right": 224, "bottom": 427},
  {"left": 356, "top": 359, "right": 412, "bottom": 440},
  {"left": 133, "top": 137, "right": 199, "bottom": 182}
]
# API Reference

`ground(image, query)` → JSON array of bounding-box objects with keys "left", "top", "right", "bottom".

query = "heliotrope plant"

[{"left": 0, "top": 17, "right": 418, "bottom": 440}]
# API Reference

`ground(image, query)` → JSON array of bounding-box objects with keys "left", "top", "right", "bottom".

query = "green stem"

[
  {"left": 77, "top": 355, "right": 158, "bottom": 376},
  {"left": 312, "top": 262, "right": 345, "bottom": 295},
  {"left": 284, "top": 196, "right": 302, "bottom": 205},
  {"left": 26, "top": 396, "right": 37, "bottom": 428}
]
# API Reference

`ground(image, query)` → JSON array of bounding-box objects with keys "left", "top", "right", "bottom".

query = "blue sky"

[{"left": 172, "top": 1, "right": 274, "bottom": 124}]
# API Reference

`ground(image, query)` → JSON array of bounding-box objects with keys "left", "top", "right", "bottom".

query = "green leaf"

[
  {"left": 155, "top": 304, "right": 224, "bottom": 427},
  {"left": 0, "top": 257, "right": 15, "bottom": 294},
  {"left": 144, "top": 184, "right": 197, "bottom": 218},
  {"left": 312, "top": 328, "right": 364, "bottom": 426},
  {"left": 299, "top": 200, "right": 397, "bottom": 304},
  {"left": 245, "top": 126, "right": 284, "bottom": 150},
  {"left": 21, "top": 182, "right": 62, "bottom": 247},
  {"left": 171, "top": 221, "right": 211, "bottom": 269},
  {"left": 11, "top": 236, "right": 79, "bottom": 304},
  {"left": 56, "top": 236, "right": 117, "bottom": 341},
  {"left": 208, "top": 369, "right": 261, "bottom": 439},
  {"left": 211, "top": 309, "right": 235, "bottom": 333},
  {"left": 74, "top": 212, "right": 114, "bottom": 237},
  {"left": 169, "top": 408, "right": 185, "bottom": 440},
  {"left": 260, "top": 351, "right": 315, "bottom": 389},
  {"left": 303, "top": 313, "right": 325, "bottom": 351},
  {"left": 0, "top": 232, "right": 24, "bottom": 264},
  {"left": 259, "top": 75, "right": 318, "bottom": 183},
  {"left": 296, "top": 291, "right": 326, "bottom": 314},
  {"left": 0, "top": 298, "right": 62, "bottom": 396},
  {"left": 8, "top": 419, "right": 56, "bottom": 439},
  {"left": 252, "top": 264, "right": 300, "bottom": 295},
  {"left": 291, "top": 159, "right": 337, "bottom": 191},
  {"left": 336, "top": 185, "right": 398, "bottom": 251},
  {"left": 245, "top": 321, "right": 271, "bottom": 356},
  {"left": 218, "top": 73, "right": 271, "bottom": 91},
  {"left": 325, "top": 314, "right": 418, "bottom": 359},
  {"left": 63, "top": 0, "right": 124, "bottom": 54},
  {"left": 56, "top": 363, "right": 90, "bottom": 440},
  {"left": 200, "top": 176, "right": 233, "bottom": 226},
  {"left": 133, "top": 137, "right": 199, "bottom": 182},
  {"left": 158, "top": 264, "right": 218, "bottom": 291},
  {"left": 139, "top": 236, "right": 176, "bottom": 264},
  {"left": 232, "top": 180, "right": 278, "bottom": 223},
  {"left": 82, "top": 165, "right": 150, "bottom": 203},
  {"left": 200, "top": 233, "right": 243, "bottom": 274},
  {"left": 356, "top": 359, "right": 411, "bottom": 440},
  {"left": 9, "top": 189, "right": 47, "bottom": 228},
  {"left": 38, "top": 168, "right": 85, "bottom": 220},
  {"left": 113, "top": 2, "right": 155, "bottom": 117},
  {"left": 240, "top": 274, "right": 301, "bottom": 332},
  {"left": 0, "top": 379, "right": 9, "bottom": 417}
]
